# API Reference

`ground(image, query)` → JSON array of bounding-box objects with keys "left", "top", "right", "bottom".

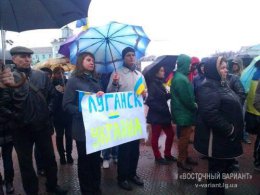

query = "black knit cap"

[{"left": 122, "top": 47, "right": 135, "bottom": 59}]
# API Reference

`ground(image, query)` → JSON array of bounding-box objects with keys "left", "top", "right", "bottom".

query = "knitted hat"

[{"left": 122, "top": 47, "right": 135, "bottom": 59}]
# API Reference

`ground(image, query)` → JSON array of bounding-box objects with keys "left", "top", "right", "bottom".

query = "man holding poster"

[{"left": 106, "top": 47, "right": 147, "bottom": 191}]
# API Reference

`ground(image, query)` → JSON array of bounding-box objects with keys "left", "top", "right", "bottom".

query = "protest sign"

[{"left": 80, "top": 91, "right": 147, "bottom": 154}]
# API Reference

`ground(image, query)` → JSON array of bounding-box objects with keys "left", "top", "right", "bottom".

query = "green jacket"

[{"left": 170, "top": 54, "right": 196, "bottom": 125}]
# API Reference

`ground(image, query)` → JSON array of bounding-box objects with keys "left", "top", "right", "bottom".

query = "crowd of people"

[{"left": 0, "top": 45, "right": 259, "bottom": 195}]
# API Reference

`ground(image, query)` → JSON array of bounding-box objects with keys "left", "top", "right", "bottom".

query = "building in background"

[
  {"left": 29, "top": 26, "right": 73, "bottom": 66},
  {"left": 0, "top": 48, "right": 12, "bottom": 64},
  {"left": 1, "top": 26, "right": 74, "bottom": 66},
  {"left": 31, "top": 47, "right": 52, "bottom": 65},
  {"left": 51, "top": 25, "right": 73, "bottom": 58}
]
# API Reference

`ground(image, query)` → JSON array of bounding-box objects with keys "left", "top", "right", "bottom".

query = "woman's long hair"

[
  {"left": 146, "top": 66, "right": 163, "bottom": 89},
  {"left": 72, "top": 52, "right": 98, "bottom": 79}
]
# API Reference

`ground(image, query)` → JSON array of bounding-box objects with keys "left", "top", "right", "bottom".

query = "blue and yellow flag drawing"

[
  {"left": 134, "top": 77, "right": 145, "bottom": 95},
  {"left": 76, "top": 17, "right": 89, "bottom": 31},
  {"left": 78, "top": 90, "right": 92, "bottom": 112}
]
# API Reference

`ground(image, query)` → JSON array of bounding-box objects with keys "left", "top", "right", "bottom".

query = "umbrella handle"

[{"left": 107, "top": 42, "right": 117, "bottom": 73}]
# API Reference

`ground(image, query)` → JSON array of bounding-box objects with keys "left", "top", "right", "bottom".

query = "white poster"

[{"left": 80, "top": 91, "right": 147, "bottom": 154}]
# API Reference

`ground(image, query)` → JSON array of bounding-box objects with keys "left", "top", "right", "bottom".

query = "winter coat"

[
  {"left": 227, "top": 74, "right": 246, "bottom": 105},
  {"left": 193, "top": 74, "right": 205, "bottom": 99},
  {"left": 21, "top": 68, "right": 56, "bottom": 130},
  {"left": 63, "top": 74, "right": 102, "bottom": 142},
  {"left": 193, "top": 60, "right": 206, "bottom": 100},
  {"left": 146, "top": 78, "right": 171, "bottom": 124},
  {"left": 52, "top": 78, "right": 71, "bottom": 126},
  {"left": 0, "top": 67, "right": 55, "bottom": 132},
  {"left": 194, "top": 56, "right": 243, "bottom": 159},
  {"left": 0, "top": 88, "right": 13, "bottom": 145},
  {"left": 170, "top": 54, "right": 197, "bottom": 126}
]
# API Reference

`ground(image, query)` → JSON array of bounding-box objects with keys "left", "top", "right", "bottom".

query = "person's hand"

[
  {"left": 141, "top": 89, "right": 147, "bottom": 98},
  {"left": 140, "top": 138, "right": 146, "bottom": 146},
  {"left": 112, "top": 73, "right": 120, "bottom": 85},
  {"left": 0, "top": 68, "right": 15, "bottom": 88},
  {"left": 96, "top": 91, "right": 104, "bottom": 97}
]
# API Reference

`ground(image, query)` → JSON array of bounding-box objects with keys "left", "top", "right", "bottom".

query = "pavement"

[{"left": 0, "top": 131, "right": 259, "bottom": 195}]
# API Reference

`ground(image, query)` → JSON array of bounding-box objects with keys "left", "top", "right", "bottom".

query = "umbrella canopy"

[
  {"left": 238, "top": 44, "right": 260, "bottom": 58},
  {"left": 65, "top": 21, "right": 150, "bottom": 73},
  {"left": 0, "top": 0, "right": 91, "bottom": 32},
  {"left": 0, "top": 0, "right": 91, "bottom": 66},
  {"left": 58, "top": 31, "right": 86, "bottom": 58},
  {"left": 240, "top": 55, "right": 260, "bottom": 93},
  {"left": 34, "top": 58, "right": 75, "bottom": 72},
  {"left": 142, "top": 55, "right": 178, "bottom": 84}
]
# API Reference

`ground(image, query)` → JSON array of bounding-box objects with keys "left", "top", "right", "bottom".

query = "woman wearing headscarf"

[
  {"left": 194, "top": 56, "right": 243, "bottom": 195},
  {"left": 63, "top": 52, "right": 104, "bottom": 195}
]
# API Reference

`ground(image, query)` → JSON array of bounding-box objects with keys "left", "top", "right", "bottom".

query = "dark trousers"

[
  {"left": 254, "top": 134, "right": 260, "bottom": 164},
  {"left": 102, "top": 146, "right": 118, "bottom": 160},
  {"left": 0, "top": 174, "right": 3, "bottom": 195},
  {"left": 117, "top": 140, "right": 140, "bottom": 182},
  {"left": 34, "top": 145, "right": 44, "bottom": 171},
  {"left": 76, "top": 141, "right": 101, "bottom": 194},
  {"left": 1, "top": 142, "right": 14, "bottom": 183},
  {"left": 12, "top": 127, "right": 57, "bottom": 195},
  {"left": 207, "top": 158, "right": 235, "bottom": 195},
  {"left": 54, "top": 121, "right": 72, "bottom": 158},
  {"left": 151, "top": 124, "right": 174, "bottom": 159}
]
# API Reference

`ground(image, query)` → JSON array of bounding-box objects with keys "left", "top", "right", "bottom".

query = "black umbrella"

[
  {"left": 1, "top": 0, "right": 91, "bottom": 32},
  {"left": 0, "top": 0, "right": 91, "bottom": 87},
  {"left": 0, "top": 0, "right": 91, "bottom": 64},
  {"left": 142, "top": 55, "right": 178, "bottom": 84}
]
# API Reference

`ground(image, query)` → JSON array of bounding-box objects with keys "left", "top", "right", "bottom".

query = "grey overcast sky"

[{"left": 4, "top": 0, "right": 260, "bottom": 58}]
